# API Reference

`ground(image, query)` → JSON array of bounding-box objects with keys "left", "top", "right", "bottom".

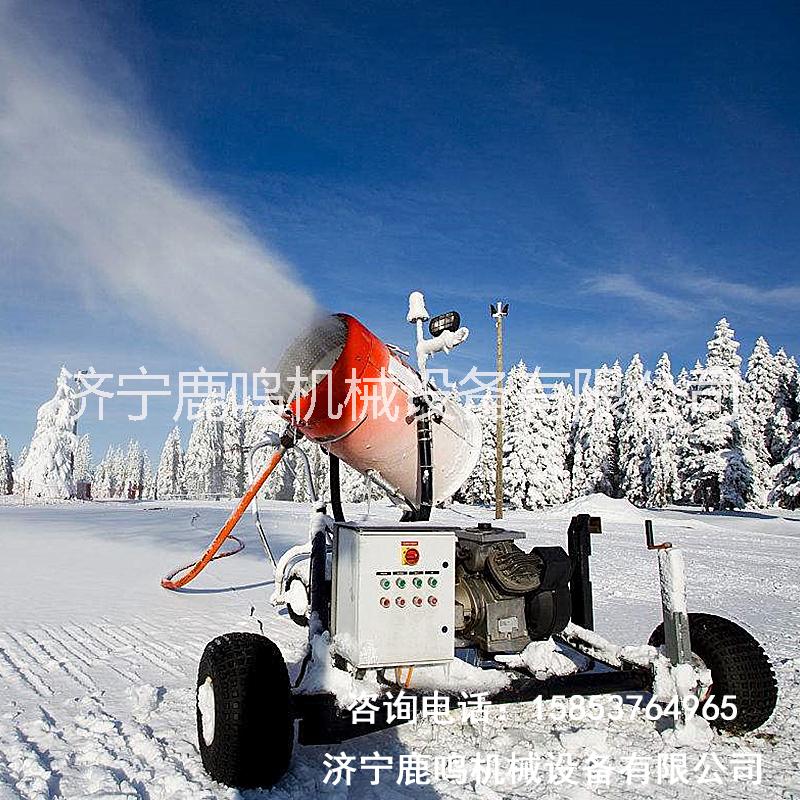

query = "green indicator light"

[
  {"left": 428, "top": 577, "right": 438, "bottom": 588},
  {"left": 413, "top": 577, "right": 423, "bottom": 588},
  {"left": 380, "top": 579, "right": 391, "bottom": 590},
  {"left": 396, "top": 578, "right": 407, "bottom": 589}
]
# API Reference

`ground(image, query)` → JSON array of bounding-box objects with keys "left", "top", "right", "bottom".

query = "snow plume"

[{"left": 0, "top": 2, "right": 321, "bottom": 370}]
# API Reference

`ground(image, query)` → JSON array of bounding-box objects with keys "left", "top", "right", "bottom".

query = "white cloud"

[
  {"left": 582, "top": 273, "right": 692, "bottom": 319},
  {"left": 584, "top": 270, "right": 800, "bottom": 321}
]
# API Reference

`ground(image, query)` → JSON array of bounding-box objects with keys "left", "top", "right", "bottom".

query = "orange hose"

[{"left": 161, "top": 447, "right": 285, "bottom": 591}]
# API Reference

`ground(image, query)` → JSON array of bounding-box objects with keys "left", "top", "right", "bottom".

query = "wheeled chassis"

[{"left": 289, "top": 471, "right": 658, "bottom": 745}]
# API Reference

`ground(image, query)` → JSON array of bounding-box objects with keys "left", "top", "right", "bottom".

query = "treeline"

[
  {"left": 458, "top": 319, "right": 799, "bottom": 511},
  {"left": 3, "top": 318, "right": 799, "bottom": 511}
]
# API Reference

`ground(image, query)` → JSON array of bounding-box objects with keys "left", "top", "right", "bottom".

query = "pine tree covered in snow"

[
  {"left": 123, "top": 440, "right": 144, "bottom": 499},
  {"left": 739, "top": 337, "right": 778, "bottom": 504},
  {"left": 73, "top": 434, "right": 93, "bottom": 483},
  {"left": 184, "top": 397, "right": 226, "bottom": 499},
  {"left": 141, "top": 451, "right": 155, "bottom": 500},
  {"left": 18, "top": 367, "right": 78, "bottom": 499},
  {"left": 683, "top": 319, "right": 753, "bottom": 510},
  {"left": 501, "top": 362, "right": 535, "bottom": 508},
  {"left": 457, "top": 393, "right": 497, "bottom": 506},
  {"left": 222, "top": 388, "right": 247, "bottom": 497},
  {"left": 0, "top": 436, "right": 13, "bottom": 495},
  {"left": 91, "top": 447, "right": 114, "bottom": 499},
  {"left": 770, "top": 390, "right": 800, "bottom": 509},
  {"left": 617, "top": 354, "right": 649, "bottom": 506},
  {"left": 156, "top": 427, "right": 185, "bottom": 499},
  {"left": 547, "top": 382, "right": 574, "bottom": 505},
  {"left": 571, "top": 366, "right": 619, "bottom": 497},
  {"left": 767, "top": 349, "right": 799, "bottom": 464},
  {"left": 644, "top": 353, "right": 683, "bottom": 507},
  {"left": 522, "top": 370, "right": 558, "bottom": 509},
  {"left": 570, "top": 384, "right": 595, "bottom": 497}
]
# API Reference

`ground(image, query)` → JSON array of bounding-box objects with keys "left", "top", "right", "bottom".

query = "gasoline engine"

[{"left": 454, "top": 523, "right": 572, "bottom": 654}]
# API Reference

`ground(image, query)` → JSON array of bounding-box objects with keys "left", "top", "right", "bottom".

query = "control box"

[{"left": 331, "top": 523, "right": 456, "bottom": 670}]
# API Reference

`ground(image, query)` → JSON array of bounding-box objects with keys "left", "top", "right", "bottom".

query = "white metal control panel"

[{"left": 331, "top": 523, "right": 456, "bottom": 670}]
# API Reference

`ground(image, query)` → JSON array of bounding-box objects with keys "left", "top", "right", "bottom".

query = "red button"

[
  {"left": 396, "top": 597, "right": 406, "bottom": 608},
  {"left": 404, "top": 548, "right": 420, "bottom": 565},
  {"left": 428, "top": 596, "right": 438, "bottom": 606},
  {"left": 380, "top": 597, "right": 390, "bottom": 608},
  {"left": 413, "top": 596, "right": 423, "bottom": 607}
]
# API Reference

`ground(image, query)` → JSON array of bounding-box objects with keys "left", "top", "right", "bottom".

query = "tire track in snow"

[
  {"left": 16, "top": 629, "right": 96, "bottom": 693},
  {"left": 96, "top": 622, "right": 185, "bottom": 679},
  {"left": 28, "top": 628, "right": 97, "bottom": 692},
  {"left": 0, "top": 637, "right": 52, "bottom": 697},
  {"left": 38, "top": 625, "right": 108, "bottom": 684},
  {"left": 62, "top": 623, "right": 140, "bottom": 684}
]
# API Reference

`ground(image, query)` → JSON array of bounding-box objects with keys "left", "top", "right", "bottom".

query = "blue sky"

[{"left": 1, "top": 0, "right": 799, "bottom": 461}]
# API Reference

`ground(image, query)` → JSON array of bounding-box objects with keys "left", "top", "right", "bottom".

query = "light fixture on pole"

[{"left": 489, "top": 301, "right": 509, "bottom": 519}]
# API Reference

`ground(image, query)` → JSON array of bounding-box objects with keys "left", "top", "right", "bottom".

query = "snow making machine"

[{"left": 173, "top": 292, "right": 778, "bottom": 790}]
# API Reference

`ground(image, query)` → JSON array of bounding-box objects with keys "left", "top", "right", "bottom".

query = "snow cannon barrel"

[{"left": 277, "top": 314, "right": 480, "bottom": 511}]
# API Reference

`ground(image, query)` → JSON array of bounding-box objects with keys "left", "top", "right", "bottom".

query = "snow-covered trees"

[
  {"left": 73, "top": 434, "right": 93, "bottom": 483},
  {"left": 458, "top": 393, "right": 497, "bottom": 506},
  {"left": 617, "top": 354, "right": 649, "bottom": 505},
  {"left": 156, "top": 427, "right": 185, "bottom": 499},
  {"left": 571, "top": 365, "right": 619, "bottom": 497},
  {"left": 0, "top": 437, "right": 13, "bottom": 494},
  {"left": 17, "top": 367, "right": 78, "bottom": 499},
  {"left": 522, "top": 370, "right": 560, "bottom": 509},
  {"left": 548, "top": 382, "right": 574, "bottom": 505},
  {"left": 644, "top": 354, "right": 682, "bottom": 506},
  {"left": 502, "top": 362, "right": 535, "bottom": 508},
  {"left": 15, "top": 319, "right": 795, "bottom": 512},
  {"left": 184, "top": 397, "right": 226, "bottom": 499},
  {"left": 770, "top": 414, "right": 800, "bottom": 509},
  {"left": 682, "top": 319, "right": 753, "bottom": 510},
  {"left": 222, "top": 389, "right": 247, "bottom": 498},
  {"left": 767, "top": 349, "right": 799, "bottom": 464},
  {"left": 123, "top": 440, "right": 144, "bottom": 499}
]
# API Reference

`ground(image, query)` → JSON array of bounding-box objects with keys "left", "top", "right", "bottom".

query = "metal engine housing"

[{"left": 454, "top": 524, "right": 572, "bottom": 654}]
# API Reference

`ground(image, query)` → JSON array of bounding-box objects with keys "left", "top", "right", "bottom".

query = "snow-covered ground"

[{"left": 0, "top": 495, "right": 797, "bottom": 799}]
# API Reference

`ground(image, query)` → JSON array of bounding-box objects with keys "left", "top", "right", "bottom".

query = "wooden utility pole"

[{"left": 489, "top": 301, "right": 509, "bottom": 519}]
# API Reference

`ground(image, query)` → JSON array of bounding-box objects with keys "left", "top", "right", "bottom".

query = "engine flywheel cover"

[{"left": 485, "top": 542, "right": 544, "bottom": 595}]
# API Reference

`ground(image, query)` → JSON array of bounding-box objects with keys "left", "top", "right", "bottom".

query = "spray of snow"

[{"left": 0, "top": 2, "right": 321, "bottom": 370}]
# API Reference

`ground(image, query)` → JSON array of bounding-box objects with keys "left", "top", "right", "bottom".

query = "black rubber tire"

[
  {"left": 196, "top": 632, "right": 293, "bottom": 788},
  {"left": 649, "top": 613, "right": 777, "bottom": 733},
  {"left": 285, "top": 576, "right": 310, "bottom": 628}
]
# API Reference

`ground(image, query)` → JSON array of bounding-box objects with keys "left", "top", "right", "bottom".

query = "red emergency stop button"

[{"left": 404, "top": 548, "right": 419, "bottom": 566}]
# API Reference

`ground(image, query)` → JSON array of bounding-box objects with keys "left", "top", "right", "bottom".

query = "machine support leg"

[
  {"left": 646, "top": 519, "right": 693, "bottom": 729},
  {"left": 567, "top": 514, "right": 600, "bottom": 630},
  {"left": 403, "top": 395, "right": 433, "bottom": 522},
  {"left": 657, "top": 548, "right": 692, "bottom": 667},
  {"left": 309, "top": 526, "right": 329, "bottom": 635},
  {"left": 329, "top": 453, "right": 345, "bottom": 523}
]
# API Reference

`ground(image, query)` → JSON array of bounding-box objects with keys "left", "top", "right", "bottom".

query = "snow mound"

[
  {"left": 495, "top": 639, "right": 587, "bottom": 679},
  {"left": 540, "top": 493, "right": 650, "bottom": 524}
]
